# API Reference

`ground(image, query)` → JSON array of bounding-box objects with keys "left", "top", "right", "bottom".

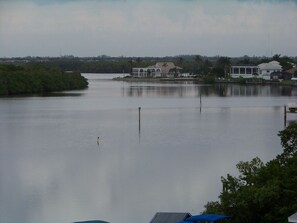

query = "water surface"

[{"left": 0, "top": 73, "right": 296, "bottom": 223}]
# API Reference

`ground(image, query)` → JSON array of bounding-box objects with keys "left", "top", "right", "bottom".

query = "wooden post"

[
  {"left": 138, "top": 107, "right": 141, "bottom": 131},
  {"left": 200, "top": 89, "right": 202, "bottom": 113},
  {"left": 284, "top": 104, "right": 287, "bottom": 127}
]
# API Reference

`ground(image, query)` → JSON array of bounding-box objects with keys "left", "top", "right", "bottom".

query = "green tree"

[
  {"left": 271, "top": 54, "right": 293, "bottom": 71},
  {"left": 177, "top": 57, "right": 184, "bottom": 68},
  {"left": 272, "top": 54, "right": 281, "bottom": 61},
  {"left": 200, "top": 59, "right": 212, "bottom": 77},
  {"left": 128, "top": 59, "right": 133, "bottom": 74},
  {"left": 204, "top": 123, "right": 297, "bottom": 223},
  {"left": 211, "top": 57, "right": 230, "bottom": 78},
  {"left": 195, "top": 55, "right": 203, "bottom": 75},
  {"left": 277, "top": 122, "right": 297, "bottom": 162},
  {"left": 0, "top": 64, "right": 88, "bottom": 95},
  {"left": 238, "top": 55, "right": 251, "bottom": 65}
]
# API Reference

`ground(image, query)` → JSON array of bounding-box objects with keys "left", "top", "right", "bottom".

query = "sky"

[{"left": 0, "top": 0, "right": 297, "bottom": 58}]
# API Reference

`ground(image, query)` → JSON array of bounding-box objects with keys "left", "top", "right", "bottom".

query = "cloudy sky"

[{"left": 0, "top": 0, "right": 296, "bottom": 57}]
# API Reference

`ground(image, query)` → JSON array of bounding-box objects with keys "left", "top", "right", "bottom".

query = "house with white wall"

[
  {"left": 230, "top": 65, "right": 259, "bottom": 78},
  {"left": 230, "top": 61, "right": 282, "bottom": 80},
  {"left": 258, "top": 61, "right": 282, "bottom": 80},
  {"left": 132, "top": 62, "right": 182, "bottom": 78},
  {"left": 132, "top": 67, "right": 162, "bottom": 77}
]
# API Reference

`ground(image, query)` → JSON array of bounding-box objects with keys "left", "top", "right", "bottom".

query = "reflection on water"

[
  {"left": 41, "top": 92, "right": 85, "bottom": 97},
  {"left": 0, "top": 92, "right": 84, "bottom": 99},
  {"left": 124, "top": 83, "right": 297, "bottom": 97},
  {"left": 0, "top": 73, "right": 297, "bottom": 223}
]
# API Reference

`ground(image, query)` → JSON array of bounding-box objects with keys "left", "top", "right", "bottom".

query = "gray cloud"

[
  {"left": 2, "top": 0, "right": 297, "bottom": 5},
  {"left": 0, "top": 0, "right": 125, "bottom": 5},
  {"left": 0, "top": 0, "right": 296, "bottom": 57},
  {"left": 238, "top": 0, "right": 297, "bottom": 4},
  {"left": 31, "top": 0, "right": 125, "bottom": 5}
]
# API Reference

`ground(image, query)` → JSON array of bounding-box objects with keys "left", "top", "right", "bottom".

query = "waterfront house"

[
  {"left": 262, "top": 70, "right": 291, "bottom": 81},
  {"left": 270, "top": 71, "right": 282, "bottom": 80},
  {"left": 132, "top": 62, "right": 182, "bottom": 78},
  {"left": 258, "top": 61, "right": 282, "bottom": 80},
  {"left": 132, "top": 67, "right": 162, "bottom": 78},
  {"left": 230, "top": 65, "right": 259, "bottom": 78},
  {"left": 230, "top": 61, "right": 283, "bottom": 80},
  {"left": 150, "top": 212, "right": 191, "bottom": 223}
]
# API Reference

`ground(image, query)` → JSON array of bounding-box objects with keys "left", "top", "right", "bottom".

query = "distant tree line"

[
  {"left": 0, "top": 64, "right": 88, "bottom": 95},
  {"left": 1, "top": 54, "right": 296, "bottom": 78},
  {"left": 204, "top": 123, "right": 297, "bottom": 223}
]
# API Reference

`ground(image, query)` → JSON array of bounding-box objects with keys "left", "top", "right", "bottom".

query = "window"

[{"left": 240, "top": 68, "right": 245, "bottom": 74}]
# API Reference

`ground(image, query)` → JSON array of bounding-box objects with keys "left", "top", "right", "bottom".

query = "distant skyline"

[{"left": 0, "top": 0, "right": 297, "bottom": 58}]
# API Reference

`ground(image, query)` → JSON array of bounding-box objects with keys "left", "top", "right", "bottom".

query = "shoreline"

[{"left": 113, "top": 76, "right": 297, "bottom": 86}]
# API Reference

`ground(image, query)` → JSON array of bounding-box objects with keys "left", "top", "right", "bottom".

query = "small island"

[{"left": 0, "top": 64, "right": 88, "bottom": 96}]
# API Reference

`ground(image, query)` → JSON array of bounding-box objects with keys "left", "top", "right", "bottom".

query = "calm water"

[{"left": 0, "top": 73, "right": 296, "bottom": 223}]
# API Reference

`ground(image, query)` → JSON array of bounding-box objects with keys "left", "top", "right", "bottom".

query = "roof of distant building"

[
  {"left": 150, "top": 212, "right": 191, "bottom": 223},
  {"left": 258, "top": 61, "right": 282, "bottom": 70},
  {"left": 148, "top": 62, "right": 182, "bottom": 73}
]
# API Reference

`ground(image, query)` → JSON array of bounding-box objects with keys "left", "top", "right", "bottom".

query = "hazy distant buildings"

[
  {"left": 230, "top": 65, "right": 259, "bottom": 78},
  {"left": 230, "top": 60, "right": 283, "bottom": 80},
  {"left": 132, "top": 62, "right": 182, "bottom": 78},
  {"left": 258, "top": 61, "right": 282, "bottom": 80}
]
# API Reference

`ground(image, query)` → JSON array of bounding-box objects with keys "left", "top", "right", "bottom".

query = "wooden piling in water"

[
  {"left": 284, "top": 104, "right": 287, "bottom": 127},
  {"left": 138, "top": 107, "right": 141, "bottom": 130},
  {"left": 200, "top": 90, "right": 202, "bottom": 113}
]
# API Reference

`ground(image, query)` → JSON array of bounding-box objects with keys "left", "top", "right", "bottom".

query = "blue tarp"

[{"left": 185, "top": 214, "right": 231, "bottom": 222}]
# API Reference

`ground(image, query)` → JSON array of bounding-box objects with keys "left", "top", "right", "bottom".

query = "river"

[{"left": 0, "top": 73, "right": 296, "bottom": 223}]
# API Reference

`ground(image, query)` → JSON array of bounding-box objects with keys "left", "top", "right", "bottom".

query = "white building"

[
  {"left": 230, "top": 61, "right": 283, "bottom": 80},
  {"left": 132, "top": 67, "right": 162, "bottom": 77},
  {"left": 230, "top": 65, "right": 259, "bottom": 78},
  {"left": 132, "top": 62, "right": 182, "bottom": 78},
  {"left": 258, "top": 61, "right": 282, "bottom": 80}
]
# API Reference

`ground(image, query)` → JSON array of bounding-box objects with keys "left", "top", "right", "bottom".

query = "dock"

[{"left": 284, "top": 103, "right": 297, "bottom": 127}]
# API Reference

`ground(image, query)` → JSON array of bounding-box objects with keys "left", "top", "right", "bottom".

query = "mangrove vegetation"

[{"left": 0, "top": 64, "right": 88, "bottom": 95}]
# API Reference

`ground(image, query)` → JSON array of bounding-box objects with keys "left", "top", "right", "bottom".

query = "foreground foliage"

[
  {"left": 204, "top": 123, "right": 297, "bottom": 223},
  {"left": 0, "top": 64, "right": 88, "bottom": 95}
]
